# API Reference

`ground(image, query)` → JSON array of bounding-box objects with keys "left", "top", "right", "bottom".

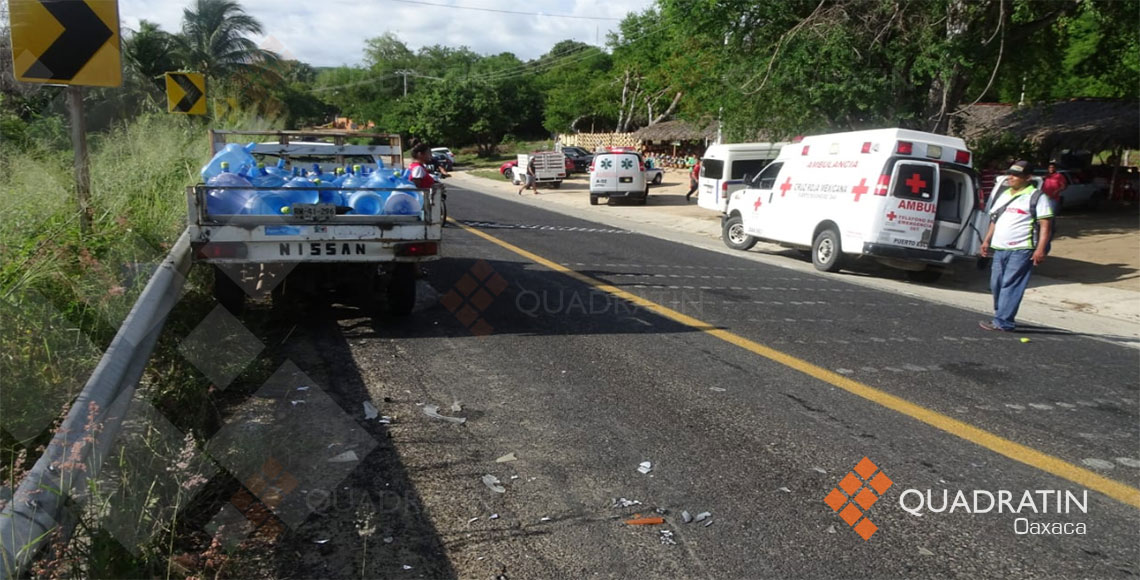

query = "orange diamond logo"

[{"left": 825, "top": 457, "right": 891, "bottom": 541}]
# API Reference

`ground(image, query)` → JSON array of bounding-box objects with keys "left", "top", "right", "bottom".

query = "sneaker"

[
  {"left": 517, "top": 189, "right": 522, "bottom": 195},
  {"left": 978, "top": 321, "right": 1009, "bottom": 332}
]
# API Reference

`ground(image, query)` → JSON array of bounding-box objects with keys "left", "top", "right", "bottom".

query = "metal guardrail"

[{"left": 0, "top": 231, "right": 192, "bottom": 578}]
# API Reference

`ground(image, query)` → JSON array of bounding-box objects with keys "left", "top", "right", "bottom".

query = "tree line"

[{"left": 2, "top": 0, "right": 1135, "bottom": 154}]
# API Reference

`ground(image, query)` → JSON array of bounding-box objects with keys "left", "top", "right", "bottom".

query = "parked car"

[
  {"left": 644, "top": 159, "right": 664, "bottom": 185},
  {"left": 560, "top": 146, "right": 594, "bottom": 172},
  {"left": 1034, "top": 169, "right": 1106, "bottom": 210},
  {"left": 432, "top": 152, "right": 453, "bottom": 171},
  {"left": 499, "top": 160, "right": 518, "bottom": 179},
  {"left": 431, "top": 147, "right": 456, "bottom": 166}
]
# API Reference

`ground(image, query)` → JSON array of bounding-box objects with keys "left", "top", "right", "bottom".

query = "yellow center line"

[{"left": 451, "top": 218, "right": 1140, "bottom": 510}]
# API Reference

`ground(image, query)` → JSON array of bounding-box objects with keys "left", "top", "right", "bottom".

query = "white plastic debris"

[
  {"left": 313, "top": 539, "right": 330, "bottom": 544},
  {"left": 703, "top": 519, "right": 714, "bottom": 527},
  {"left": 383, "top": 537, "right": 394, "bottom": 544},
  {"left": 637, "top": 461, "right": 653, "bottom": 474},
  {"left": 540, "top": 517, "right": 552, "bottom": 522},
  {"left": 450, "top": 401, "right": 463, "bottom": 412},
  {"left": 363, "top": 401, "right": 379, "bottom": 420},
  {"left": 509, "top": 475, "right": 519, "bottom": 480},
  {"left": 681, "top": 511, "right": 693, "bottom": 524},
  {"left": 290, "top": 400, "right": 306, "bottom": 406},
  {"left": 495, "top": 452, "right": 518, "bottom": 463},
  {"left": 403, "top": 564, "right": 413, "bottom": 570},
  {"left": 489, "top": 513, "right": 500, "bottom": 520},
  {"left": 778, "top": 487, "right": 791, "bottom": 493},
  {"left": 327, "top": 451, "right": 359, "bottom": 463},
  {"left": 918, "top": 547, "right": 935, "bottom": 556},
  {"left": 612, "top": 498, "right": 642, "bottom": 508},
  {"left": 659, "top": 530, "right": 676, "bottom": 545},
  {"left": 709, "top": 387, "right": 727, "bottom": 392},
  {"left": 826, "top": 525, "right": 837, "bottom": 534},
  {"left": 424, "top": 405, "right": 467, "bottom": 424},
  {"left": 467, "top": 517, "right": 480, "bottom": 524},
  {"left": 813, "top": 467, "right": 827, "bottom": 474},
  {"left": 694, "top": 512, "right": 711, "bottom": 523},
  {"left": 482, "top": 474, "right": 506, "bottom": 493},
  {"left": 296, "top": 386, "right": 310, "bottom": 391},
  {"left": 378, "top": 416, "right": 393, "bottom": 425}
]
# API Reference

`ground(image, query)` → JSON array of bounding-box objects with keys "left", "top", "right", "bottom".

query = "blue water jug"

[
  {"left": 201, "top": 142, "right": 258, "bottom": 181},
  {"left": 265, "top": 158, "right": 290, "bottom": 179},
  {"left": 383, "top": 191, "right": 422, "bottom": 216},
  {"left": 250, "top": 164, "right": 286, "bottom": 188},
  {"left": 311, "top": 178, "right": 340, "bottom": 204},
  {"left": 205, "top": 163, "right": 254, "bottom": 215},
  {"left": 282, "top": 176, "right": 320, "bottom": 205},
  {"left": 242, "top": 191, "right": 293, "bottom": 216},
  {"left": 348, "top": 191, "right": 387, "bottom": 215}
]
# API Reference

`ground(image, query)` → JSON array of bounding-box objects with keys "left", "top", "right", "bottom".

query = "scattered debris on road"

[
  {"left": 659, "top": 530, "right": 677, "bottom": 545},
  {"left": 637, "top": 461, "right": 653, "bottom": 474},
  {"left": 424, "top": 404, "right": 467, "bottom": 424},
  {"left": 327, "top": 451, "right": 358, "bottom": 463},
  {"left": 826, "top": 525, "right": 837, "bottom": 534},
  {"left": 710, "top": 387, "right": 727, "bottom": 392},
  {"left": 363, "top": 401, "right": 379, "bottom": 419},
  {"left": 451, "top": 401, "right": 463, "bottom": 412},
  {"left": 612, "top": 498, "right": 642, "bottom": 508},
  {"left": 778, "top": 486, "right": 792, "bottom": 493},
  {"left": 681, "top": 510, "right": 693, "bottom": 523},
  {"left": 490, "top": 514, "right": 500, "bottom": 520},
  {"left": 625, "top": 516, "right": 665, "bottom": 526},
  {"left": 313, "top": 539, "right": 330, "bottom": 544},
  {"left": 919, "top": 547, "right": 935, "bottom": 556},
  {"left": 813, "top": 467, "right": 828, "bottom": 474},
  {"left": 495, "top": 452, "right": 518, "bottom": 463},
  {"left": 694, "top": 511, "right": 712, "bottom": 523},
  {"left": 467, "top": 517, "right": 481, "bottom": 525},
  {"left": 482, "top": 474, "right": 506, "bottom": 493}
]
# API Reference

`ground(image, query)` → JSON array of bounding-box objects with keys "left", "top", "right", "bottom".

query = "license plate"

[
  {"left": 619, "top": 177, "right": 633, "bottom": 183},
  {"left": 293, "top": 203, "right": 336, "bottom": 221},
  {"left": 278, "top": 241, "right": 372, "bottom": 257}
]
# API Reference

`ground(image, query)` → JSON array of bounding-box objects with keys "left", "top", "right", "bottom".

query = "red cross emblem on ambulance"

[
  {"left": 886, "top": 211, "right": 897, "bottom": 221},
  {"left": 754, "top": 197, "right": 763, "bottom": 211},
  {"left": 851, "top": 178, "right": 869, "bottom": 202},
  {"left": 779, "top": 177, "right": 793, "bottom": 197}
]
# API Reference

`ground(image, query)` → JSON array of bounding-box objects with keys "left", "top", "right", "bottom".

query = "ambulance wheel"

[
  {"left": 906, "top": 268, "right": 943, "bottom": 283},
  {"left": 812, "top": 228, "right": 843, "bottom": 272},
  {"left": 722, "top": 215, "right": 757, "bottom": 251},
  {"left": 386, "top": 263, "right": 416, "bottom": 316},
  {"left": 213, "top": 265, "right": 245, "bottom": 315},
  {"left": 590, "top": 196, "right": 599, "bottom": 206}
]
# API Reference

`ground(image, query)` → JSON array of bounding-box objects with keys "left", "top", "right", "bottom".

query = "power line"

[{"left": 386, "top": 0, "right": 622, "bottom": 21}]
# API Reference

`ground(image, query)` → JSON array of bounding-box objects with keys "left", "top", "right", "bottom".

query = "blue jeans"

[{"left": 990, "top": 249, "right": 1034, "bottom": 330}]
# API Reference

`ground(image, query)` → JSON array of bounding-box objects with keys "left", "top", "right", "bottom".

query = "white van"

[
  {"left": 698, "top": 142, "right": 786, "bottom": 212},
  {"left": 590, "top": 148, "right": 649, "bottom": 205},
  {"left": 721, "top": 128, "right": 986, "bottom": 282}
]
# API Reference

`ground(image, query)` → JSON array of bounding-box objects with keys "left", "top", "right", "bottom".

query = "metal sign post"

[{"left": 67, "top": 86, "right": 93, "bottom": 234}]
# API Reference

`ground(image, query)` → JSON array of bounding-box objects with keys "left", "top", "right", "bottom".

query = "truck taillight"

[
  {"left": 955, "top": 150, "right": 971, "bottom": 165},
  {"left": 588, "top": 163, "right": 594, "bottom": 172},
  {"left": 896, "top": 141, "right": 913, "bottom": 155},
  {"left": 395, "top": 242, "right": 438, "bottom": 257},
  {"left": 193, "top": 242, "right": 247, "bottom": 260},
  {"left": 874, "top": 174, "right": 890, "bottom": 196},
  {"left": 638, "top": 162, "right": 645, "bottom": 172},
  {"left": 721, "top": 181, "right": 729, "bottom": 192}
]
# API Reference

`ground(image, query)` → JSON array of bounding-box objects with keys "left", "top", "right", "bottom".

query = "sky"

[{"left": 119, "top": 0, "right": 656, "bottom": 67}]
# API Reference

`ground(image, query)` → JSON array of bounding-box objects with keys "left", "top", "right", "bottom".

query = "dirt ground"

[{"left": 535, "top": 168, "right": 1140, "bottom": 293}]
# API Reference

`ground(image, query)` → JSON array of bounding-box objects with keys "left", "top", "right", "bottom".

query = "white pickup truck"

[
  {"left": 187, "top": 130, "right": 443, "bottom": 316},
  {"left": 512, "top": 151, "right": 567, "bottom": 188}
]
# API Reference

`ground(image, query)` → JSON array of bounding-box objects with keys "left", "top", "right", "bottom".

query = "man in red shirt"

[
  {"left": 1042, "top": 160, "right": 1068, "bottom": 203},
  {"left": 685, "top": 161, "right": 701, "bottom": 203}
]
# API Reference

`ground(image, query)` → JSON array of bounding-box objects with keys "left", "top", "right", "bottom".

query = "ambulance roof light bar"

[
  {"left": 801, "top": 145, "right": 810, "bottom": 156},
  {"left": 955, "top": 150, "right": 971, "bottom": 165},
  {"left": 861, "top": 142, "right": 872, "bottom": 154},
  {"left": 896, "top": 141, "right": 913, "bottom": 155}
]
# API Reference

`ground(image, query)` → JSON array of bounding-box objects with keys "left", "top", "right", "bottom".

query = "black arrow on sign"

[
  {"left": 170, "top": 74, "right": 203, "bottom": 112},
  {"left": 22, "top": 0, "right": 113, "bottom": 81}
]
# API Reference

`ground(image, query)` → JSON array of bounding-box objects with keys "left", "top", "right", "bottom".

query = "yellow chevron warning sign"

[
  {"left": 165, "top": 72, "right": 206, "bottom": 115},
  {"left": 8, "top": 0, "right": 121, "bottom": 86}
]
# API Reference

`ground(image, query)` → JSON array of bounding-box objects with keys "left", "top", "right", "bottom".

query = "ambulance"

[
  {"left": 698, "top": 142, "right": 786, "bottom": 212},
  {"left": 721, "top": 128, "right": 986, "bottom": 282}
]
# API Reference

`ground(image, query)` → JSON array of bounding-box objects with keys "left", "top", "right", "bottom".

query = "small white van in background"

[
  {"left": 721, "top": 128, "right": 986, "bottom": 282},
  {"left": 698, "top": 142, "right": 786, "bottom": 212},
  {"left": 590, "top": 148, "right": 649, "bottom": 205}
]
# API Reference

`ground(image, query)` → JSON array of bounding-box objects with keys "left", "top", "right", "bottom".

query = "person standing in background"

[
  {"left": 685, "top": 161, "right": 701, "bottom": 203},
  {"left": 1042, "top": 160, "right": 1069, "bottom": 203}
]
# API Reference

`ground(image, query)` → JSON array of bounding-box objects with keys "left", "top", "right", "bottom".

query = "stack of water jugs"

[{"left": 201, "top": 142, "right": 423, "bottom": 216}]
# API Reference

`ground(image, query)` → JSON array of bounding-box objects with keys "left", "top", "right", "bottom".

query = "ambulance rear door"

[{"left": 876, "top": 160, "right": 940, "bottom": 250}]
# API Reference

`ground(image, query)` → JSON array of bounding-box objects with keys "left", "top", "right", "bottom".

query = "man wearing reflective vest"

[{"left": 978, "top": 160, "right": 1054, "bottom": 331}]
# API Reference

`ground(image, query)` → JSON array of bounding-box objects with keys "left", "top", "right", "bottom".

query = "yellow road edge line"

[{"left": 453, "top": 218, "right": 1140, "bottom": 510}]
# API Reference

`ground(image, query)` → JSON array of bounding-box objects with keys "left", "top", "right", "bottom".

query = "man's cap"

[{"left": 1006, "top": 160, "right": 1033, "bottom": 176}]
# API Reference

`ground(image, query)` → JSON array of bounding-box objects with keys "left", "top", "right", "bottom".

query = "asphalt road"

[{"left": 247, "top": 183, "right": 1139, "bottom": 579}]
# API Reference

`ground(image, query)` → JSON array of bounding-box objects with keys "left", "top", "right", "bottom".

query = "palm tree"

[
  {"left": 123, "top": 20, "right": 177, "bottom": 90},
  {"left": 175, "top": 0, "right": 278, "bottom": 82}
]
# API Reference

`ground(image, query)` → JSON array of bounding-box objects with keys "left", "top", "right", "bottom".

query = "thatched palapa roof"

[
  {"left": 633, "top": 119, "right": 717, "bottom": 142},
  {"left": 956, "top": 99, "right": 1139, "bottom": 152}
]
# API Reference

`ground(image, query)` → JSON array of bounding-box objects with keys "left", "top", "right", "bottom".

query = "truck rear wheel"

[
  {"left": 590, "top": 196, "right": 599, "bottom": 206},
  {"left": 387, "top": 263, "right": 416, "bottom": 316},
  {"left": 722, "top": 215, "right": 757, "bottom": 251},
  {"left": 213, "top": 265, "right": 245, "bottom": 314},
  {"left": 812, "top": 228, "right": 843, "bottom": 272}
]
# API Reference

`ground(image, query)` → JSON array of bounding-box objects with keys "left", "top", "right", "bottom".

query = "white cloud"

[{"left": 118, "top": 0, "right": 655, "bottom": 67}]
